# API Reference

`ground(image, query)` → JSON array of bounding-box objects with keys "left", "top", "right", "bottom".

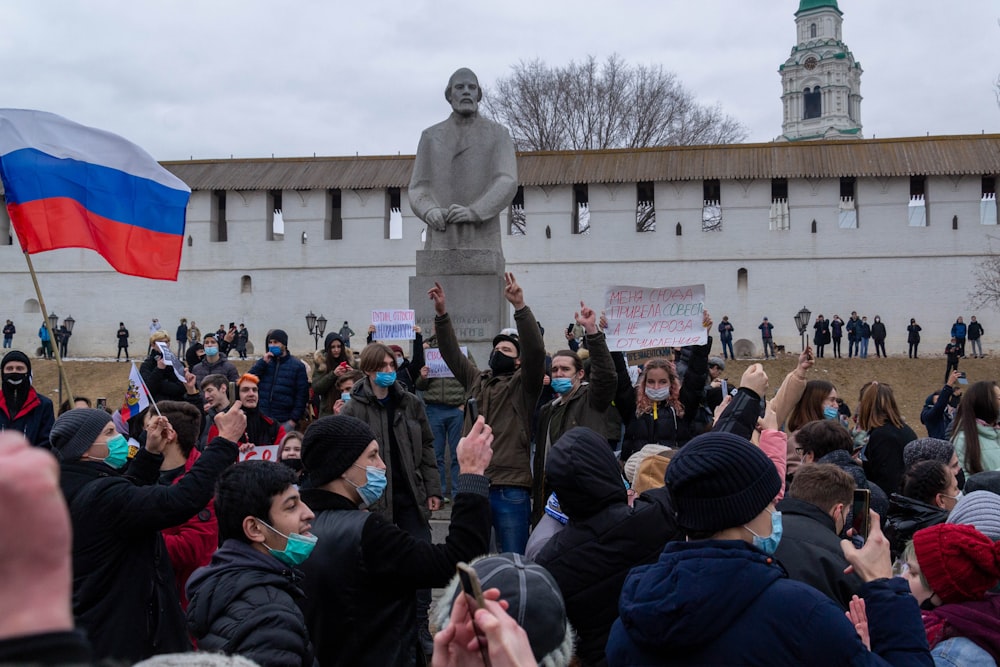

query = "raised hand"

[
  {"left": 503, "top": 273, "right": 524, "bottom": 310},
  {"left": 428, "top": 282, "right": 447, "bottom": 316},
  {"left": 575, "top": 301, "right": 598, "bottom": 335}
]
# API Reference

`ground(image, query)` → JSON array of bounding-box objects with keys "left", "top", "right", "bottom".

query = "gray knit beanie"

[
  {"left": 666, "top": 431, "right": 781, "bottom": 533},
  {"left": 903, "top": 438, "right": 955, "bottom": 470},
  {"left": 947, "top": 490, "right": 1000, "bottom": 541},
  {"left": 51, "top": 408, "right": 113, "bottom": 462}
]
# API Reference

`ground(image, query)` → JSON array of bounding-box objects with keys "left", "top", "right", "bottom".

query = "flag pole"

[
  {"left": 132, "top": 361, "right": 162, "bottom": 417},
  {"left": 22, "top": 251, "right": 74, "bottom": 404}
]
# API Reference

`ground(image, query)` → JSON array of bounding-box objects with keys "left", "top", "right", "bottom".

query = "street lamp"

[
  {"left": 305, "top": 311, "right": 328, "bottom": 350},
  {"left": 793, "top": 306, "right": 812, "bottom": 352},
  {"left": 47, "top": 311, "right": 58, "bottom": 336},
  {"left": 64, "top": 315, "right": 75, "bottom": 334}
]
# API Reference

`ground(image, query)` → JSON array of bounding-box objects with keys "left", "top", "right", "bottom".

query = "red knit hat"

[{"left": 913, "top": 523, "right": 1000, "bottom": 604}]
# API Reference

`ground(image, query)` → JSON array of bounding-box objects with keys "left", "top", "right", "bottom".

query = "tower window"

[
  {"left": 804, "top": 87, "right": 821, "bottom": 119},
  {"left": 572, "top": 184, "right": 590, "bottom": 235},
  {"left": 509, "top": 186, "right": 526, "bottom": 236},
  {"left": 810, "top": 23, "right": 817, "bottom": 38},
  {"left": 636, "top": 181, "right": 655, "bottom": 233}
]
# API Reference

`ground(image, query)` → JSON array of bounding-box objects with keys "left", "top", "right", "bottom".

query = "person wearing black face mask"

[
  {"left": 428, "top": 273, "right": 545, "bottom": 555},
  {"left": 0, "top": 350, "right": 54, "bottom": 449}
]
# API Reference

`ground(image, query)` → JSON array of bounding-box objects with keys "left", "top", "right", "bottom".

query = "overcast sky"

[{"left": 3, "top": 1, "right": 997, "bottom": 161}]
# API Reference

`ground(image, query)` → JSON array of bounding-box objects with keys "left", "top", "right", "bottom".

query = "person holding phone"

[
  {"left": 296, "top": 414, "right": 495, "bottom": 666},
  {"left": 606, "top": 430, "right": 931, "bottom": 665}
]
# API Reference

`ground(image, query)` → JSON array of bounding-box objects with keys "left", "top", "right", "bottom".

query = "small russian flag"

[
  {"left": 121, "top": 363, "right": 151, "bottom": 420},
  {"left": 0, "top": 109, "right": 190, "bottom": 280}
]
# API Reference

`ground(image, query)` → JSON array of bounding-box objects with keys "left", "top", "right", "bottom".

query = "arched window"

[
  {"left": 810, "top": 23, "right": 817, "bottom": 38},
  {"left": 804, "top": 86, "right": 821, "bottom": 119},
  {"left": 23, "top": 298, "right": 39, "bottom": 313},
  {"left": 240, "top": 275, "right": 252, "bottom": 294},
  {"left": 675, "top": 222, "right": 682, "bottom": 236}
]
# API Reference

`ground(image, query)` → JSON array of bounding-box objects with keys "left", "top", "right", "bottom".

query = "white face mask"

[{"left": 645, "top": 386, "right": 671, "bottom": 401}]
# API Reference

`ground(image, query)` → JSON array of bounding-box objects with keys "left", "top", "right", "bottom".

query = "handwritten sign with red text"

[
  {"left": 603, "top": 284, "right": 707, "bottom": 350},
  {"left": 239, "top": 445, "right": 280, "bottom": 463}
]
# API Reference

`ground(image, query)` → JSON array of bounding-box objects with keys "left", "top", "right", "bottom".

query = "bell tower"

[{"left": 778, "top": 0, "right": 863, "bottom": 141}]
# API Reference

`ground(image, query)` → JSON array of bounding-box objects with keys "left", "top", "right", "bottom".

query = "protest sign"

[
  {"left": 425, "top": 346, "right": 468, "bottom": 378},
  {"left": 372, "top": 309, "right": 415, "bottom": 340},
  {"left": 625, "top": 347, "right": 673, "bottom": 364},
  {"left": 603, "top": 284, "right": 707, "bottom": 351},
  {"left": 155, "top": 342, "right": 187, "bottom": 383},
  {"left": 239, "top": 444, "right": 280, "bottom": 463}
]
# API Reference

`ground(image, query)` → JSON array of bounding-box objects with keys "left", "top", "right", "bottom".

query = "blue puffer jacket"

[
  {"left": 606, "top": 539, "right": 931, "bottom": 666},
  {"left": 250, "top": 353, "right": 309, "bottom": 424}
]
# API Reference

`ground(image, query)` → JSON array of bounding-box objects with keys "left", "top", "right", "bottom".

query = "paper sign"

[
  {"left": 625, "top": 347, "right": 673, "bottom": 364},
  {"left": 603, "top": 284, "right": 707, "bottom": 351},
  {"left": 155, "top": 342, "right": 187, "bottom": 383},
  {"left": 372, "top": 309, "right": 415, "bottom": 340},
  {"left": 425, "top": 347, "right": 468, "bottom": 378},
  {"left": 239, "top": 444, "right": 280, "bottom": 463}
]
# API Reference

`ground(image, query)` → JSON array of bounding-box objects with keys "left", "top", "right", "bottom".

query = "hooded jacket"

[
  {"left": 186, "top": 539, "right": 315, "bottom": 667},
  {"left": 310, "top": 332, "right": 356, "bottom": 417},
  {"left": 341, "top": 376, "right": 441, "bottom": 521},
  {"left": 434, "top": 306, "right": 545, "bottom": 488},
  {"left": 59, "top": 437, "right": 238, "bottom": 662},
  {"left": 818, "top": 448, "right": 890, "bottom": 520},
  {"left": 921, "top": 386, "right": 956, "bottom": 441},
  {"left": 534, "top": 427, "right": 681, "bottom": 667},
  {"left": 250, "top": 351, "right": 309, "bottom": 424},
  {"left": 0, "top": 384, "right": 54, "bottom": 449},
  {"left": 606, "top": 539, "right": 932, "bottom": 666}
]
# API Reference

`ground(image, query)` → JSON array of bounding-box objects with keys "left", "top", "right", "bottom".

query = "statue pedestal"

[{"left": 409, "top": 249, "right": 507, "bottom": 363}]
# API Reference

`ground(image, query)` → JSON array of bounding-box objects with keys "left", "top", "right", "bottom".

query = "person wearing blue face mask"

[
  {"left": 249, "top": 329, "right": 309, "bottom": 432},
  {"left": 53, "top": 403, "right": 247, "bottom": 663},
  {"left": 341, "top": 342, "right": 442, "bottom": 656},
  {"left": 607, "top": 430, "right": 933, "bottom": 666},
  {"left": 532, "top": 301, "right": 616, "bottom": 524},
  {"left": 186, "top": 460, "right": 317, "bottom": 666},
  {"left": 191, "top": 333, "right": 239, "bottom": 388},
  {"left": 297, "top": 414, "right": 495, "bottom": 666}
]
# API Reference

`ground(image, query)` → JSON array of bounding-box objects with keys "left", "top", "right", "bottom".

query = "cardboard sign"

[
  {"left": 372, "top": 309, "right": 415, "bottom": 340},
  {"left": 155, "top": 342, "right": 187, "bottom": 383},
  {"left": 239, "top": 444, "right": 280, "bottom": 463},
  {"left": 425, "top": 347, "right": 468, "bottom": 378},
  {"left": 604, "top": 284, "right": 707, "bottom": 351}
]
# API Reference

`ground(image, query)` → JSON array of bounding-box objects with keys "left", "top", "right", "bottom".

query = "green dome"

[{"left": 796, "top": 0, "right": 841, "bottom": 15}]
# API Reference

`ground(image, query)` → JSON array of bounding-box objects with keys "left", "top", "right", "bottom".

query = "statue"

[{"left": 408, "top": 68, "right": 518, "bottom": 254}]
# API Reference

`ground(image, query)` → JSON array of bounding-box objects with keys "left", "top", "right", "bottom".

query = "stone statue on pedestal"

[{"left": 408, "top": 68, "right": 518, "bottom": 357}]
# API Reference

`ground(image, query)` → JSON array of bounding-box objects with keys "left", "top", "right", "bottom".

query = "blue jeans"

[
  {"left": 2, "top": 337, "right": 10, "bottom": 348},
  {"left": 721, "top": 339, "right": 734, "bottom": 359},
  {"left": 426, "top": 403, "right": 463, "bottom": 497},
  {"left": 762, "top": 338, "right": 774, "bottom": 358},
  {"left": 932, "top": 637, "right": 995, "bottom": 666},
  {"left": 860, "top": 338, "right": 869, "bottom": 358},
  {"left": 490, "top": 486, "right": 531, "bottom": 554}
]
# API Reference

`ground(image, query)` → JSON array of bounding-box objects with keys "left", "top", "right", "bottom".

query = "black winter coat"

[
  {"left": 0, "top": 386, "right": 54, "bottom": 448},
  {"left": 535, "top": 427, "right": 682, "bottom": 667},
  {"left": 59, "top": 438, "right": 238, "bottom": 662},
  {"left": 186, "top": 540, "right": 315, "bottom": 667},
  {"left": 817, "top": 449, "right": 890, "bottom": 521},
  {"left": 140, "top": 350, "right": 187, "bottom": 402},
  {"left": 863, "top": 422, "right": 919, "bottom": 495},
  {"left": 774, "top": 497, "right": 863, "bottom": 610},
  {"left": 620, "top": 339, "right": 711, "bottom": 461},
  {"left": 297, "top": 475, "right": 492, "bottom": 667}
]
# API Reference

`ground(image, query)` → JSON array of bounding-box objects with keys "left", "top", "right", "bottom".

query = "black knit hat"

[
  {"left": 492, "top": 333, "right": 521, "bottom": 355},
  {"left": 51, "top": 408, "right": 113, "bottom": 462},
  {"left": 1, "top": 350, "right": 31, "bottom": 379},
  {"left": 665, "top": 431, "right": 781, "bottom": 533},
  {"left": 268, "top": 329, "right": 289, "bottom": 347},
  {"left": 301, "top": 415, "right": 377, "bottom": 486}
]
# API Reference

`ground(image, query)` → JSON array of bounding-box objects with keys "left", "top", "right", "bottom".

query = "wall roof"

[{"left": 161, "top": 134, "right": 1000, "bottom": 191}]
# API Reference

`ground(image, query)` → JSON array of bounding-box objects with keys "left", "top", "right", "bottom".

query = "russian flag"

[{"left": 0, "top": 109, "right": 190, "bottom": 280}]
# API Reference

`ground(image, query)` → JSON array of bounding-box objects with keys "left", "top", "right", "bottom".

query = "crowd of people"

[{"left": 4, "top": 278, "right": 1000, "bottom": 666}]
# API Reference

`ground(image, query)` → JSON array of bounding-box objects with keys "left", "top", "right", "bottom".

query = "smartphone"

[
  {"left": 566, "top": 323, "right": 574, "bottom": 334},
  {"left": 720, "top": 379, "right": 728, "bottom": 396},
  {"left": 456, "top": 562, "right": 491, "bottom": 666},
  {"left": 958, "top": 371, "right": 968, "bottom": 385},
  {"left": 228, "top": 382, "right": 237, "bottom": 400},
  {"left": 851, "top": 488, "right": 871, "bottom": 540},
  {"left": 95, "top": 397, "right": 107, "bottom": 410},
  {"left": 467, "top": 397, "right": 479, "bottom": 422}
]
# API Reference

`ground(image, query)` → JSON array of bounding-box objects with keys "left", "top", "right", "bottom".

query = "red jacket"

[{"left": 161, "top": 448, "right": 218, "bottom": 610}]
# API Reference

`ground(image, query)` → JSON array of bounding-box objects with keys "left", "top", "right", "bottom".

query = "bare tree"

[
  {"left": 969, "top": 237, "right": 1000, "bottom": 309},
  {"left": 483, "top": 55, "right": 747, "bottom": 151}
]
